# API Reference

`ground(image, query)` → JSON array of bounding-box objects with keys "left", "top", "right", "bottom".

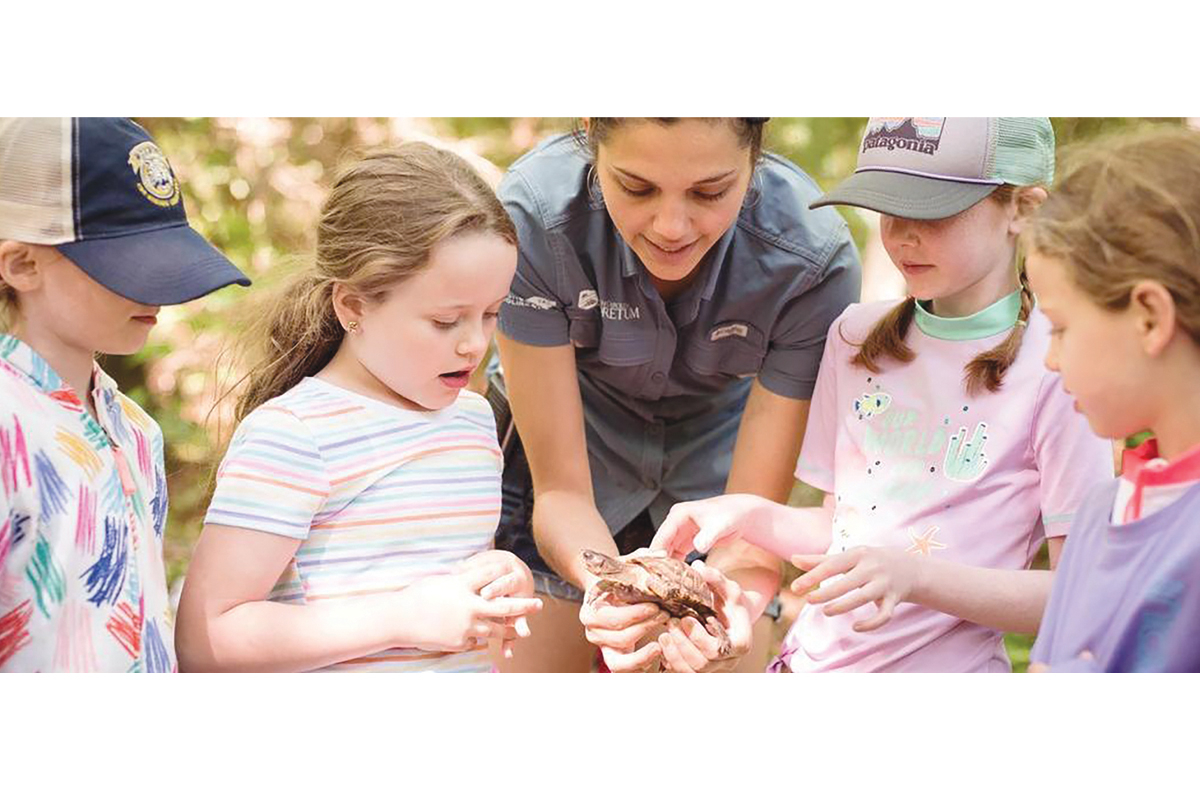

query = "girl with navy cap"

[{"left": 0, "top": 118, "right": 249, "bottom": 672}]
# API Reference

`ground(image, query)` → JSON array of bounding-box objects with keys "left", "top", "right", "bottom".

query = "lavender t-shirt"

[
  {"left": 1031, "top": 479, "right": 1200, "bottom": 672},
  {"left": 779, "top": 295, "right": 1114, "bottom": 672}
]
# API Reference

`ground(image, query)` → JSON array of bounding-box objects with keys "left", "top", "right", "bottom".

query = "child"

[
  {"left": 0, "top": 117, "right": 250, "bottom": 672},
  {"left": 174, "top": 142, "right": 542, "bottom": 672},
  {"left": 1026, "top": 127, "right": 1200, "bottom": 672},
  {"left": 651, "top": 118, "right": 1114, "bottom": 672}
]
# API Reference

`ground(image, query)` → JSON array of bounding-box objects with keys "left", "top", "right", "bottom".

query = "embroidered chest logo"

[
  {"left": 862, "top": 117, "right": 946, "bottom": 156},
  {"left": 577, "top": 290, "right": 640, "bottom": 321},
  {"left": 127, "top": 142, "right": 181, "bottom": 208},
  {"left": 709, "top": 323, "right": 749, "bottom": 342}
]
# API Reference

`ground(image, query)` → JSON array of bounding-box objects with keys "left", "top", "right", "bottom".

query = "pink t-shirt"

[{"left": 779, "top": 293, "right": 1114, "bottom": 672}]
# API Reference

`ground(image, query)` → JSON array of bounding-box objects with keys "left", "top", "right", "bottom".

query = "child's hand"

[
  {"left": 790, "top": 546, "right": 921, "bottom": 633},
  {"left": 650, "top": 494, "right": 778, "bottom": 559},
  {"left": 456, "top": 550, "right": 537, "bottom": 659},
  {"left": 657, "top": 560, "right": 754, "bottom": 672},
  {"left": 403, "top": 559, "right": 543, "bottom": 654}
]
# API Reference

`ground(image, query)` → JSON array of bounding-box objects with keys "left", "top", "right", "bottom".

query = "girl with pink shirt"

[{"left": 651, "top": 118, "right": 1114, "bottom": 672}]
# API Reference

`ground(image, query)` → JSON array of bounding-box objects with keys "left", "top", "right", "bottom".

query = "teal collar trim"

[{"left": 913, "top": 290, "right": 1022, "bottom": 341}]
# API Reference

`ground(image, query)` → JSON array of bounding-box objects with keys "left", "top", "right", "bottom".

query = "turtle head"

[{"left": 581, "top": 549, "right": 623, "bottom": 577}]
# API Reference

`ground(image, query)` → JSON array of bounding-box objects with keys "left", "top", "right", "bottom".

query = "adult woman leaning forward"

[{"left": 490, "top": 118, "right": 861, "bottom": 671}]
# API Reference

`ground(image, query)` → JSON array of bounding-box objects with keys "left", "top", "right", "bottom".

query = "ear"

[
  {"left": 580, "top": 117, "right": 591, "bottom": 137},
  {"left": 1129, "top": 279, "right": 1177, "bottom": 357},
  {"left": 330, "top": 282, "right": 366, "bottom": 332},
  {"left": 0, "top": 241, "right": 46, "bottom": 292},
  {"left": 1007, "top": 186, "right": 1049, "bottom": 236}
]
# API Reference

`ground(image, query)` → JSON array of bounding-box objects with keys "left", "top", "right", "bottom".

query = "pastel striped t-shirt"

[{"left": 205, "top": 377, "right": 502, "bottom": 672}]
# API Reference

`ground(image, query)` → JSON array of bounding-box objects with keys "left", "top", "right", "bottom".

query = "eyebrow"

[{"left": 611, "top": 166, "right": 737, "bottom": 186}]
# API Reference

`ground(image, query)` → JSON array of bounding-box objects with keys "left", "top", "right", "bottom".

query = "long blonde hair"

[
  {"left": 1026, "top": 125, "right": 1200, "bottom": 343},
  {"left": 848, "top": 185, "right": 1044, "bottom": 394},
  {"left": 230, "top": 141, "right": 516, "bottom": 421}
]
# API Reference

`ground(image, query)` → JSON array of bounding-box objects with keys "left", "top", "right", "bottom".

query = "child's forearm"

[
  {"left": 180, "top": 591, "right": 419, "bottom": 673},
  {"left": 740, "top": 501, "right": 834, "bottom": 561},
  {"left": 909, "top": 560, "right": 1054, "bottom": 635}
]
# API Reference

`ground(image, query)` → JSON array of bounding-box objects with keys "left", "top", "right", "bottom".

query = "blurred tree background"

[{"left": 121, "top": 117, "right": 1184, "bottom": 670}]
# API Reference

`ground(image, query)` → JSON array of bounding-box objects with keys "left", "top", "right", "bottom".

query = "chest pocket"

[
  {"left": 568, "top": 311, "right": 654, "bottom": 368},
  {"left": 682, "top": 322, "right": 767, "bottom": 378}
]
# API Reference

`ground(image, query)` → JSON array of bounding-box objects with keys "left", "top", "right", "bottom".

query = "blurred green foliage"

[{"left": 120, "top": 117, "right": 1181, "bottom": 670}]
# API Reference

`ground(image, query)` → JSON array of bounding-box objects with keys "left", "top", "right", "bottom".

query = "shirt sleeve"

[
  {"left": 495, "top": 170, "right": 572, "bottom": 347},
  {"left": 203, "top": 407, "right": 330, "bottom": 540},
  {"left": 758, "top": 232, "right": 861, "bottom": 400},
  {"left": 793, "top": 309, "right": 849, "bottom": 493},
  {"left": 1031, "top": 371, "right": 1116, "bottom": 538}
]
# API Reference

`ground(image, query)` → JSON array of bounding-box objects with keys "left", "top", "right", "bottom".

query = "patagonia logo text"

[
  {"left": 505, "top": 293, "right": 558, "bottom": 310},
  {"left": 710, "top": 323, "right": 749, "bottom": 341},
  {"left": 862, "top": 117, "right": 946, "bottom": 156}
]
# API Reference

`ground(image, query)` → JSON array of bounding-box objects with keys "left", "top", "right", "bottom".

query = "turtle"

[{"left": 581, "top": 549, "right": 732, "bottom": 658}]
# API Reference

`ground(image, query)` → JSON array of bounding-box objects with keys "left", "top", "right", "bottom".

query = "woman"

[{"left": 492, "top": 118, "right": 860, "bottom": 671}]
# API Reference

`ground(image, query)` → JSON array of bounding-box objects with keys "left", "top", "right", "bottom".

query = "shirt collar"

[
  {"left": 1, "top": 333, "right": 67, "bottom": 393},
  {"left": 619, "top": 224, "right": 735, "bottom": 325},
  {"left": 1121, "top": 437, "right": 1200, "bottom": 486},
  {"left": 913, "top": 289, "right": 1023, "bottom": 341},
  {"left": 1, "top": 332, "right": 118, "bottom": 407}
]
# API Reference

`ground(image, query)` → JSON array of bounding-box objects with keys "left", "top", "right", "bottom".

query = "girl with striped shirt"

[{"left": 175, "top": 143, "right": 542, "bottom": 672}]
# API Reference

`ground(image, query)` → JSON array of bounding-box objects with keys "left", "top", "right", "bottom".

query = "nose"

[
  {"left": 456, "top": 318, "right": 489, "bottom": 360},
  {"left": 1043, "top": 346, "right": 1059, "bottom": 373},
  {"left": 881, "top": 215, "right": 918, "bottom": 247},
  {"left": 651, "top": 195, "right": 690, "bottom": 243}
]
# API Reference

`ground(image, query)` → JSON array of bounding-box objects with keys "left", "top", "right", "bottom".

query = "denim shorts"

[{"left": 492, "top": 414, "right": 781, "bottom": 620}]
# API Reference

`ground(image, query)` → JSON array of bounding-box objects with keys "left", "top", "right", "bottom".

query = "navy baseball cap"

[{"left": 0, "top": 117, "right": 250, "bottom": 305}]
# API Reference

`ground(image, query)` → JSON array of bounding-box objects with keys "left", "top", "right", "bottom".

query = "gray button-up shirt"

[{"left": 497, "top": 133, "right": 861, "bottom": 534}]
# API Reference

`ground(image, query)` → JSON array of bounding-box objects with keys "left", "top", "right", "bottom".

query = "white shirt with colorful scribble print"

[
  {"left": 781, "top": 296, "right": 1113, "bottom": 673},
  {"left": 0, "top": 334, "right": 175, "bottom": 672}
]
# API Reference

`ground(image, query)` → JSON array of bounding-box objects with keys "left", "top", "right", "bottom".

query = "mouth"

[
  {"left": 899, "top": 262, "right": 936, "bottom": 277},
  {"left": 644, "top": 236, "right": 700, "bottom": 266},
  {"left": 131, "top": 314, "right": 158, "bottom": 326},
  {"left": 438, "top": 367, "right": 474, "bottom": 390}
]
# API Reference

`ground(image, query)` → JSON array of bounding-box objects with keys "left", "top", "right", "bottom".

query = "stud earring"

[{"left": 346, "top": 321, "right": 360, "bottom": 333}]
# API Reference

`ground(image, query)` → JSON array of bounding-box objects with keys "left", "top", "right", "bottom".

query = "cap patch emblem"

[
  {"left": 128, "top": 141, "right": 181, "bottom": 207},
  {"left": 862, "top": 117, "right": 946, "bottom": 156}
]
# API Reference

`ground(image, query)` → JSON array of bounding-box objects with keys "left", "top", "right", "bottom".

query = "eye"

[
  {"left": 433, "top": 318, "right": 458, "bottom": 330},
  {"left": 694, "top": 187, "right": 730, "bottom": 202},
  {"left": 617, "top": 181, "right": 653, "bottom": 198}
]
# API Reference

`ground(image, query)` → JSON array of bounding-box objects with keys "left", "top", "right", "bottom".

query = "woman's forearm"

[{"left": 530, "top": 489, "right": 622, "bottom": 590}]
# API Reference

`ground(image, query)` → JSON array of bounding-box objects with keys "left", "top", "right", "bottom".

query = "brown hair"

[
  {"left": 229, "top": 141, "right": 517, "bottom": 422},
  {"left": 1026, "top": 125, "right": 1200, "bottom": 344},
  {"left": 848, "top": 185, "right": 1044, "bottom": 394},
  {"left": 576, "top": 118, "right": 767, "bottom": 168},
  {"left": 0, "top": 280, "right": 14, "bottom": 332}
]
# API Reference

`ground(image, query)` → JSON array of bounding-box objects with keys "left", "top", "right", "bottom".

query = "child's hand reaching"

[
  {"left": 790, "top": 546, "right": 921, "bottom": 633},
  {"left": 650, "top": 494, "right": 780, "bottom": 559},
  {"left": 457, "top": 549, "right": 538, "bottom": 659},
  {"left": 402, "top": 556, "right": 542, "bottom": 654}
]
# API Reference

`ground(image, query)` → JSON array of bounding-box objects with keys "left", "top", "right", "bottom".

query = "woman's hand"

[
  {"left": 657, "top": 560, "right": 754, "bottom": 672},
  {"left": 790, "top": 546, "right": 922, "bottom": 633}
]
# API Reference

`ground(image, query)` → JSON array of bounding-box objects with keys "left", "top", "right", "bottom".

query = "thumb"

[{"left": 693, "top": 518, "right": 735, "bottom": 553}]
